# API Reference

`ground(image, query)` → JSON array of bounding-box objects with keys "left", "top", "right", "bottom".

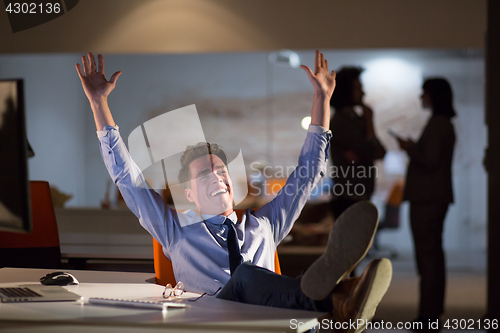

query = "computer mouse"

[{"left": 40, "top": 271, "right": 80, "bottom": 286}]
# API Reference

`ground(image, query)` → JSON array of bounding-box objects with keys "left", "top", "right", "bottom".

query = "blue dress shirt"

[{"left": 98, "top": 124, "right": 331, "bottom": 293}]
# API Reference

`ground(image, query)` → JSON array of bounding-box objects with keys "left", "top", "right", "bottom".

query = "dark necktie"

[{"left": 223, "top": 219, "right": 243, "bottom": 275}]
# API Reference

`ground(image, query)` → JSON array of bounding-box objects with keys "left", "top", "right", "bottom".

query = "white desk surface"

[{"left": 0, "top": 268, "right": 329, "bottom": 333}]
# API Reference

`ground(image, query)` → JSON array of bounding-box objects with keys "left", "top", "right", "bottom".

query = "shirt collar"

[{"left": 202, "top": 211, "right": 237, "bottom": 225}]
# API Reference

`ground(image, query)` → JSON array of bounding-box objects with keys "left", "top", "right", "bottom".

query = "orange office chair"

[
  {"left": 370, "top": 179, "right": 405, "bottom": 258},
  {"left": 0, "top": 181, "right": 62, "bottom": 268},
  {"left": 266, "top": 178, "right": 288, "bottom": 196},
  {"left": 153, "top": 209, "right": 281, "bottom": 286}
]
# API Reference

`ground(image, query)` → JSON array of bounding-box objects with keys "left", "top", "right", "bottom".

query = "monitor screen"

[{"left": 0, "top": 79, "right": 32, "bottom": 233}]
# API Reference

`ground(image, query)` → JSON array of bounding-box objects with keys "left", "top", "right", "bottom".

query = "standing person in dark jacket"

[
  {"left": 396, "top": 78, "right": 456, "bottom": 328},
  {"left": 329, "top": 67, "right": 386, "bottom": 219}
]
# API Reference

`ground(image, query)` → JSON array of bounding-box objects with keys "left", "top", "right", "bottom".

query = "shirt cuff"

[
  {"left": 308, "top": 124, "right": 330, "bottom": 135},
  {"left": 97, "top": 125, "right": 120, "bottom": 138}
]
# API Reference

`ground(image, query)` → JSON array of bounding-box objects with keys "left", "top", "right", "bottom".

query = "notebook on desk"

[{"left": 0, "top": 284, "right": 82, "bottom": 302}]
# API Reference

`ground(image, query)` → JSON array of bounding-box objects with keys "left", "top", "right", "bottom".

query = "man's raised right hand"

[{"left": 75, "top": 52, "right": 122, "bottom": 103}]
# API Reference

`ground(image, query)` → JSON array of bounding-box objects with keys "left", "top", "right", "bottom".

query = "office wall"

[
  {"left": 0, "top": 0, "right": 486, "bottom": 53},
  {"left": 0, "top": 55, "right": 88, "bottom": 206},
  {"left": 0, "top": 49, "right": 486, "bottom": 264}
]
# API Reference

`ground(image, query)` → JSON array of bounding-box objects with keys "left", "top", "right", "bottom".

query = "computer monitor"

[{"left": 0, "top": 79, "right": 32, "bottom": 233}]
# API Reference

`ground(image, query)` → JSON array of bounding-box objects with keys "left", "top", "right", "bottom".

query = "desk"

[
  {"left": 55, "top": 208, "right": 153, "bottom": 260},
  {"left": 0, "top": 268, "right": 328, "bottom": 333}
]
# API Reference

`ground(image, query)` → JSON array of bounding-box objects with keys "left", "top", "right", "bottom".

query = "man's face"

[{"left": 184, "top": 154, "right": 234, "bottom": 216}]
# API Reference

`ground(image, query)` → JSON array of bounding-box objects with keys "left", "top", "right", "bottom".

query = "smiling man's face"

[{"left": 184, "top": 154, "right": 234, "bottom": 216}]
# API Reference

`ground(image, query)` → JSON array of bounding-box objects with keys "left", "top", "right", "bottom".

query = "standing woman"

[{"left": 397, "top": 78, "right": 456, "bottom": 325}]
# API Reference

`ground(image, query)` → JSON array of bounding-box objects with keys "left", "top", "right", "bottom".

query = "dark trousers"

[
  {"left": 410, "top": 202, "right": 449, "bottom": 318},
  {"left": 217, "top": 262, "right": 333, "bottom": 312}
]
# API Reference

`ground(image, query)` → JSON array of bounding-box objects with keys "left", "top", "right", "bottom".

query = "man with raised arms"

[{"left": 76, "top": 50, "right": 392, "bottom": 333}]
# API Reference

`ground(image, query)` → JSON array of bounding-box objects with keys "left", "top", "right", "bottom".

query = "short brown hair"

[{"left": 178, "top": 142, "right": 228, "bottom": 189}]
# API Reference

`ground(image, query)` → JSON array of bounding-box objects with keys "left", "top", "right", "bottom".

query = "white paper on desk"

[{"left": 63, "top": 283, "right": 201, "bottom": 302}]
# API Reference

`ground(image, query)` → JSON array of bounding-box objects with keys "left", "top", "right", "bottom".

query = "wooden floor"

[{"left": 375, "top": 270, "right": 486, "bottom": 322}]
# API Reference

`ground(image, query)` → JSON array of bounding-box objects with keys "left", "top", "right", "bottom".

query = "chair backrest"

[
  {"left": 0, "top": 181, "right": 61, "bottom": 268},
  {"left": 386, "top": 179, "right": 405, "bottom": 206},
  {"left": 266, "top": 178, "right": 288, "bottom": 196},
  {"left": 153, "top": 209, "right": 281, "bottom": 286},
  {"left": 379, "top": 180, "right": 405, "bottom": 229}
]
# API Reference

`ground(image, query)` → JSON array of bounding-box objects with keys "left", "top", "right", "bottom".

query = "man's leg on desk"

[
  {"left": 217, "top": 261, "right": 332, "bottom": 311},
  {"left": 217, "top": 260, "right": 392, "bottom": 333},
  {"left": 218, "top": 202, "right": 393, "bottom": 333}
]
